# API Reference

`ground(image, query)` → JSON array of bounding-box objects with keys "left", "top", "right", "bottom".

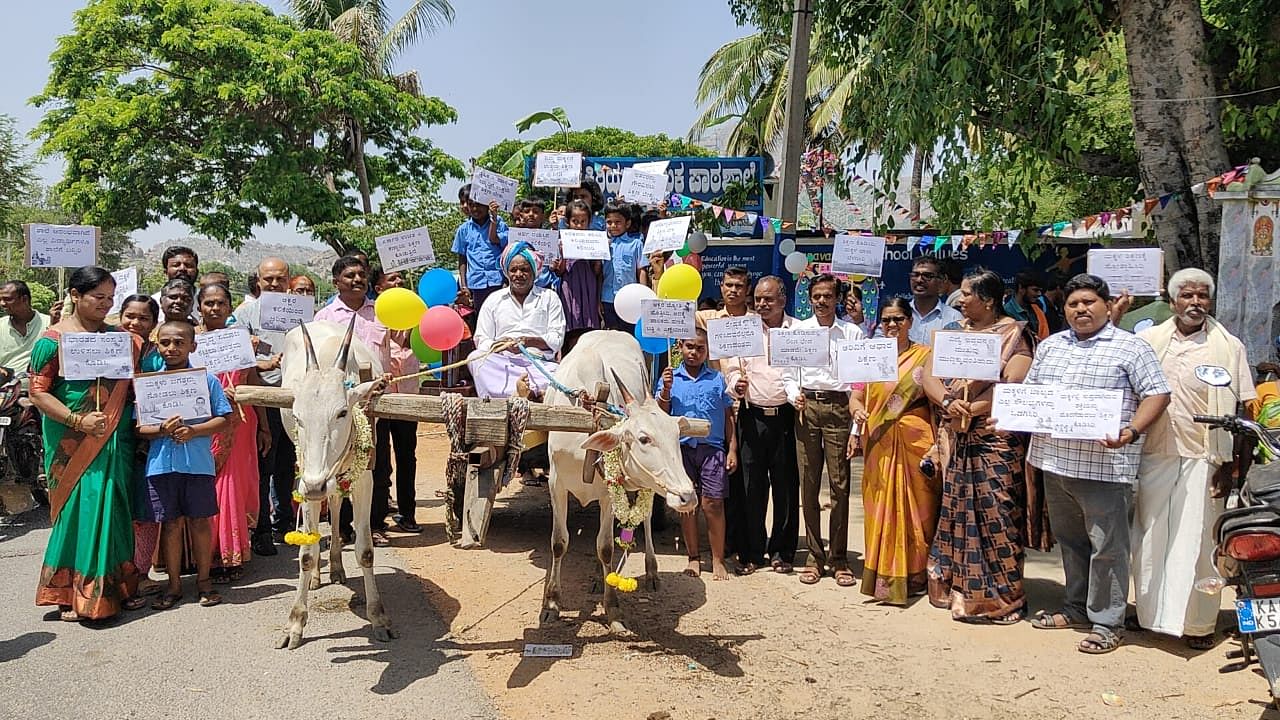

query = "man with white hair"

[{"left": 1132, "top": 267, "right": 1255, "bottom": 649}]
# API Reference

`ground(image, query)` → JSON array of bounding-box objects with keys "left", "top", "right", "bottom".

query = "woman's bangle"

[{"left": 66, "top": 412, "right": 79, "bottom": 430}]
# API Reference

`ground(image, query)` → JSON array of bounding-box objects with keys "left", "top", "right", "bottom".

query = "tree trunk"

[
  {"left": 909, "top": 146, "right": 925, "bottom": 225},
  {"left": 1119, "top": 0, "right": 1231, "bottom": 276},
  {"left": 350, "top": 117, "right": 373, "bottom": 215}
]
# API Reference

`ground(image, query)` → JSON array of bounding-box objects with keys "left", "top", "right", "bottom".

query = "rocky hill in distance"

[{"left": 135, "top": 236, "right": 337, "bottom": 275}]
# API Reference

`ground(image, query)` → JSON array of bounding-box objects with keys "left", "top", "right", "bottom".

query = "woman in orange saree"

[{"left": 849, "top": 298, "right": 939, "bottom": 604}]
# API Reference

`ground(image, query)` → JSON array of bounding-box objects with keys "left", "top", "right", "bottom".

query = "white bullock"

[
  {"left": 543, "top": 331, "right": 699, "bottom": 633},
  {"left": 275, "top": 316, "right": 394, "bottom": 650}
]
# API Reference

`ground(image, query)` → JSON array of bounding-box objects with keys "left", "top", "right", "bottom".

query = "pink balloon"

[{"left": 418, "top": 306, "right": 465, "bottom": 351}]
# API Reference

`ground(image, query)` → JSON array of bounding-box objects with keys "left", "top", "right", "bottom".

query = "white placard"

[
  {"left": 109, "top": 267, "right": 138, "bottom": 316},
  {"left": 707, "top": 315, "right": 765, "bottom": 360},
  {"left": 643, "top": 215, "right": 692, "bottom": 254},
  {"left": 559, "top": 229, "right": 610, "bottom": 260},
  {"left": 133, "top": 368, "right": 212, "bottom": 426},
  {"left": 24, "top": 223, "right": 98, "bottom": 269},
  {"left": 468, "top": 167, "right": 518, "bottom": 212},
  {"left": 1051, "top": 387, "right": 1124, "bottom": 440},
  {"left": 835, "top": 338, "right": 898, "bottom": 383},
  {"left": 510, "top": 227, "right": 560, "bottom": 261},
  {"left": 532, "top": 151, "right": 583, "bottom": 188},
  {"left": 375, "top": 226, "right": 435, "bottom": 272},
  {"left": 618, "top": 168, "right": 667, "bottom": 206},
  {"left": 191, "top": 328, "right": 257, "bottom": 375},
  {"left": 768, "top": 327, "right": 830, "bottom": 368},
  {"left": 522, "top": 643, "right": 574, "bottom": 658},
  {"left": 1086, "top": 248, "right": 1164, "bottom": 297},
  {"left": 640, "top": 299, "right": 696, "bottom": 339},
  {"left": 59, "top": 332, "right": 134, "bottom": 381},
  {"left": 258, "top": 291, "right": 315, "bottom": 333},
  {"left": 632, "top": 160, "right": 670, "bottom": 176},
  {"left": 830, "top": 234, "right": 886, "bottom": 278},
  {"left": 991, "top": 383, "right": 1060, "bottom": 433},
  {"left": 931, "top": 331, "right": 1003, "bottom": 381}
]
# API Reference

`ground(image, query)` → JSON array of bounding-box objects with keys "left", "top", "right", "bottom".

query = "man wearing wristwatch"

[{"left": 1023, "top": 273, "right": 1170, "bottom": 656}]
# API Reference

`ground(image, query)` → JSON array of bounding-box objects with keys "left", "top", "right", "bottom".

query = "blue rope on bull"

[{"left": 516, "top": 344, "right": 627, "bottom": 417}]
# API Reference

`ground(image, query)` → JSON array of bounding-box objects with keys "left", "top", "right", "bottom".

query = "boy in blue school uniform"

[
  {"left": 139, "top": 321, "right": 233, "bottom": 610},
  {"left": 657, "top": 327, "right": 738, "bottom": 580},
  {"left": 452, "top": 184, "right": 510, "bottom": 323},
  {"left": 601, "top": 201, "right": 646, "bottom": 333}
]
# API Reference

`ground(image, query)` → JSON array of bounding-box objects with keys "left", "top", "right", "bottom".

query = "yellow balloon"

[
  {"left": 657, "top": 263, "right": 703, "bottom": 301},
  {"left": 849, "top": 274, "right": 866, "bottom": 282},
  {"left": 374, "top": 287, "right": 426, "bottom": 331}
]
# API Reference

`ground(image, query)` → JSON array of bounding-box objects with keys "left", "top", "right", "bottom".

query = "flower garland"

[
  {"left": 284, "top": 407, "right": 375, "bottom": 547},
  {"left": 603, "top": 448, "right": 652, "bottom": 593}
]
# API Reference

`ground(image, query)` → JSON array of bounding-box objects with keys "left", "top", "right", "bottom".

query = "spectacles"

[
  {"left": 754, "top": 295, "right": 782, "bottom": 303},
  {"left": 909, "top": 271, "right": 939, "bottom": 280},
  {"left": 880, "top": 316, "right": 908, "bottom": 324}
]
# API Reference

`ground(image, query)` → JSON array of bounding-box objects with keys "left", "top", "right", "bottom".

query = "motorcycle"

[
  {"left": 0, "top": 368, "right": 46, "bottom": 515},
  {"left": 1192, "top": 364, "right": 1280, "bottom": 707}
]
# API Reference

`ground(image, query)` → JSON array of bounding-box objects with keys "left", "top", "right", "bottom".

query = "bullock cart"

[{"left": 235, "top": 386, "right": 709, "bottom": 548}]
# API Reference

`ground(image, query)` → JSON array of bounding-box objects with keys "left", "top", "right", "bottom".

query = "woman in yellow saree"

[{"left": 848, "top": 298, "right": 939, "bottom": 604}]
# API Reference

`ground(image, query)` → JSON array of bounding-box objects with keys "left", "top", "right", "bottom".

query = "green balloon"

[
  {"left": 409, "top": 327, "right": 442, "bottom": 364},
  {"left": 676, "top": 241, "right": 691, "bottom": 258}
]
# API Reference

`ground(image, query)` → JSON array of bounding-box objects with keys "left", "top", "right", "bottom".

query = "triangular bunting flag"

[
  {"left": 1207, "top": 179, "right": 1221, "bottom": 197},
  {"left": 1037, "top": 225, "right": 1051, "bottom": 236},
  {"left": 759, "top": 215, "right": 770, "bottom": 230},
  {"left": 1191, "top": 182, "right": 1205, "bottom": 194},
  {"left": 1158, "top": 194, "right": 1173, "bottom": 209},
  {"left": 1099, "top": 212, "right": 1112, "bottom": 226},
  {"left": 1052, "top": 221, "right": 1068, "bottom": 235},
  {"left": 934, "top": 235, "right": 948, "bottom": 252},
  {"left": 950, "top": 235, "right": 961, "bottom": 252},
  {"left": 770, "top": 218, "right": 782, "bottom": 234},
  {"left": 745, "top": 212, "right": 757, "bottom": 227},
  {"left": 1008, "top": 229, "right": 1021, "bottom": 247},
  {"left": 1143, "top": 197, "right": 1159, "bottom": 215},
  {"left": 710, "top": 204, "right": 722, "bottom": 218},
  {"left": 906, "top": 235, "right": 920, "bottom": 252},
  {"left": 1084, "top": 216, "right": 1097, "bottom": 231},
  {"left": 782, "top": 221, "right": 794, "bottom": 229}
]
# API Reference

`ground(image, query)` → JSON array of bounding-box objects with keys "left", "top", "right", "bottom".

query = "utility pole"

[{"left": 772, "top": 0, "right": 813, "bottom": 277}]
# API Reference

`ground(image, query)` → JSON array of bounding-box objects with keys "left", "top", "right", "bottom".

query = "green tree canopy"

[
  {"left": 33, "top": 0, "right": 462, "bottom": 256},
  {"left": 475, "top": 126, "right": 715, "bottom": 183},
  {"left": 0, "top": 115, "right": 36, "bottom": 237}
]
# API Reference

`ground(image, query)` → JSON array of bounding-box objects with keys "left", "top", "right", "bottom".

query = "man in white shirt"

[
  {"left": 467, "top": 242, "right": 565, "bottom": 399},
  {"left": 782, "top": 274, "right": 865, "bottom": 587}
]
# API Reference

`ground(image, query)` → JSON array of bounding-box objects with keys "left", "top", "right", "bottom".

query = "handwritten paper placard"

[
  {"left": 510, "top": 227, "right": 560, "bottom": 261},
  {"left": 375, "top": 226, "right": 435, "bottom": 271},
  {"left": 707, "top": 315, "right": 765, "bottom": 360},
  {"left": 643, "top": 215, "right": 693, "bottom": 254},
  {"left": 835, "top": 338, "right": 898, "bottom": 383},
  {"left": 559, "top": 229, "right": 610, "bottom": 260},
  {"left": 191, "top": 328, "right": 257, "bottom": 375},
  {"left": 632, "top": 160, "right": 670, "bottom": 176},
  {"left": 24, "top": 223, "right": 99, "bottom": 269},
  {"left": 1051, "top": 387, "right": 1124, "bottom": 440},
  {"left": 258, "top": 292, "right": 315, "bottom": 333},
  {"left": 991, "top": 383, "right": 1059, "bottom": 433},
  {"left": 109, "top": 267, "right": 138, "bottom": 316},
  {"left": 768, "top": 327, "right": 830, "bottom": 368},
  {"left": 640, "top": 299, "right": 696, "bottom": 339},
  {"left": 533, "top": 151, "right": 583, "bottom": 188},
  {"left": 618, "top": 168, "right": 667, "bottom": 206},
  {"left": 59, "top": 332, "right": 134, "bottom": 380},
  {"left": 134, "top": 368, "right": 212, "bottom": 425},
  {"left": 1086, "top": 248, "right": 1164, "bottom": 297},
  {"left": 830, "top": 234, "right": 886, "bottom": 278},
  {"left": 931, "top": 331, "right": 1003, "bottom": 381},
  {"left": 468, "top": 167, "right": 518, "bottom": 212}
]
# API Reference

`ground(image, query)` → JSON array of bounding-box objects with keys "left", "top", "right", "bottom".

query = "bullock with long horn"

[{"left": 275, "top": 313, "right": 394, "bottom": 649}]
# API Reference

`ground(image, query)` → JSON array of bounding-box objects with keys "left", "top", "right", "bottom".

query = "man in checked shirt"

[{"left": 1023, "top": 273, "right": 1171, "bottom": 655}]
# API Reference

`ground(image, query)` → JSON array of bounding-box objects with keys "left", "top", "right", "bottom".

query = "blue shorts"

[{"left": 140, "top": 472, "right": 217, "bottom": 522}]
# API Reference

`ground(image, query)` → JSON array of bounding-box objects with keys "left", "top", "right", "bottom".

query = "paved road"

[{"left": 0, "top": 511, "right": 498, "bottom": 719}]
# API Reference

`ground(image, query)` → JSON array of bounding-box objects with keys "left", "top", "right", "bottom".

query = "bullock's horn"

[
  {"left": 334, "top": 311, "right": 358, "bottom": 370},
  {"left": 608, "top": 368, "right": 637, "bottom": 407},
  {"left": 298, "top": 320, "right": 319, "bottom": 371}
]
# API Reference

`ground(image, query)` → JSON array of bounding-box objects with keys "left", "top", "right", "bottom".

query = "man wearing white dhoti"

[
  {"left": 467, "top": 241, "right": 565, "bottom": 399},
  {"left": 1134, "top": 268, "right": 1256, "bottom": 649}
]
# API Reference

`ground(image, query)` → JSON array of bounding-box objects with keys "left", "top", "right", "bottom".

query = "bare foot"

[
  {"left": 711, "top": 560, "right": 731, "bottom": 581},
  {"left": 683, "top": 558, "right": 701, "bottom": 577}
]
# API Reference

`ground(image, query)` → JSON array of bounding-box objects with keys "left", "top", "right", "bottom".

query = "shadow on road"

[{"left": 0, "top": 631, "right": 55, "bottom": 662}]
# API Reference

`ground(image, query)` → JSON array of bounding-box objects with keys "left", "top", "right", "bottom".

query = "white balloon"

[
  {"left": 687, "top": 231, "right": 709, "bottom": 254},
  {"left": 614, "top": 283, "right": 656, "bottom": 324},
  {"left": 778, "top": 238, "right": 796, "bottom": 256},
  {"left": 784, "top": 251, "right": 808, "bottom": 275}
]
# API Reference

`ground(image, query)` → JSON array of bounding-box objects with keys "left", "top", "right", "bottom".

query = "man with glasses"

[
  {"left": 904, "top": 256, "right": 962, "bottom": 345},
  {"left": 722, "top": 276, "right": 800, "bottom": 574}
]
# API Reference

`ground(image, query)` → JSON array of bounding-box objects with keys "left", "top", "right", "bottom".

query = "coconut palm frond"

[
  {"left": 378, "top": 0, "right": 454, "bottom": 73},
  {"left": 331, "top": 6, "right": 382, "bottom": 72},
  {"left": 807, "top": 58, "right": 863, "bottom": 140},
  {"left": 288, "top": 0, "right": 336, "bottom": 30},
  {"left": 690, "top": 33, "right": 788, "bottom": 141}
]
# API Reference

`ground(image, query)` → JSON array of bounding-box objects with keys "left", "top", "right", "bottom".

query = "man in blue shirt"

[
  {"left": 452, "top": 184, "right": 509, "bottom": 325},
  {"left": 601, "top": 202, "right": 647, "bottom": 333},
  {"left": 905, "top": 256, "right": 962, "bottom": 344},
  {"left": 657, "top": 327, "right": 738, "bottom": 580}
]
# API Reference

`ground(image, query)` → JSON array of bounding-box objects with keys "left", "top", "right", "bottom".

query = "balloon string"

[{"left": 389, "top": 338, "right": 519, "bottom": 386}]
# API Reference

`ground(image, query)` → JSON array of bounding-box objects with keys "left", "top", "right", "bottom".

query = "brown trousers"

[{"left": 795, "top": 395, "right": 852, "bottom": 571}]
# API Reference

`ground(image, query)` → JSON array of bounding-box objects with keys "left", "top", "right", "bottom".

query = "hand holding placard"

[
  {"left": 134, "top": 368, "right": 212, "bottom": 426},
  {"left": 375, "top": 226, "right": 435, "bottom": 271},
  {"left": 991, "top": 383, "right": 1058, "bottom": 433},
  {"left": 618, "top": 168, "right": 667, "bottom": 206},
  {"left": 640, "top": 299, "right": 696, "bottom": 339},
  {"left": 533, "top": 151, "right": 583, "bottom": 188},
  {"left": 642, "top": 215, "right": 692, "bottom": 254},
  {"left": 769, "top": 327, "right": 830, "bottom": 368},
  {"left": 59, "top": 332, "right": 134, "bottom": 380},
  {"left": 836, "top": 338, "right": 898, "bottom": 383},
  {"left": 191, "top": 328, "right": 257, "bottom": 374},
  {"left": 258, "top": 292, "right": 315, "bottom": 333},
  {"left": 1086, "top": 249, "right": 1163, "bottom": 297},
  {"left": 559, "top": 229, "right": 610, "bottom": 260},
  {"left": 510, "top": 228, "right": 561, "bottom": 261},
  {"left": 25, "top": 223, "right": 99, "bottom": 269},
  {"left": 931, "top": 331, "right": 1003, "bottom": 381},
  {"left": 830, "top": 234, "right": 886, "bottom": 278},
  {"left": 469, "top": 167, "right": 518, "bottom": 212},
  {"left": 707, "top": 315, "right": 764, "bottom": 360}
]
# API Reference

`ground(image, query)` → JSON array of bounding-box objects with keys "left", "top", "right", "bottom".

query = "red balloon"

[{"left": 418, "top": 306, "right": 465, "bottom": 351}]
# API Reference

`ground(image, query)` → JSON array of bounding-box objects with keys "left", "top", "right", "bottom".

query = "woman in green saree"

[{"left": 31, "top": 266, "right": 142, "bottom": 621}]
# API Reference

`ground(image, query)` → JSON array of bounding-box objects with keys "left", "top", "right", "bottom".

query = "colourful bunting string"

[{"left": 906, "top": 236, "right": 920, "bottom": 252}]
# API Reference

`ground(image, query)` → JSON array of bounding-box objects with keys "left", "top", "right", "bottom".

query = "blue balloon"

[
  {"left": 417, "top": 268, "right": 459, "bottom": 308},
  {"left": 634, "top": 319, "right": 670, "bottom": 354}
]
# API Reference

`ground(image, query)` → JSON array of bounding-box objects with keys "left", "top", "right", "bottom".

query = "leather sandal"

[{"left": 798, "top": 567, "right": 823, "bottom": 585}]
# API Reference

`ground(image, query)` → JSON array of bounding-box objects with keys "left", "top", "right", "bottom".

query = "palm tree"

[{"left": 290, "top": 0, "right": 455, "bottom": 214}]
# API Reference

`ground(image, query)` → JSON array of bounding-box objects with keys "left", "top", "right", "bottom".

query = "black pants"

[
  {"left": 725, "top": 410, "right": 747, "bottom": 561},
  {"left": 256, "top": 407, "right": 297, "bottom": 537},
  {"left": 372, "top": 419, "right": 418, "bottom": 528},
  {"left": 740, "top": 403, "right": 799, "bottom": 564}
]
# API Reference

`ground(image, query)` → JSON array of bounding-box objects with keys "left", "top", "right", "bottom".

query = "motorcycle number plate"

[
  {"left": 1235, "top": 598, "right": 1280, "bottom": 634},
  {"left": 0, "top": 417, "right": 12, "bottom": 427}
]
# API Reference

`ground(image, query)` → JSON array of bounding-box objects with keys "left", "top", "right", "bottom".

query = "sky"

[{"left": 0, "top": 0, "right": 752, "bottom": 249}]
